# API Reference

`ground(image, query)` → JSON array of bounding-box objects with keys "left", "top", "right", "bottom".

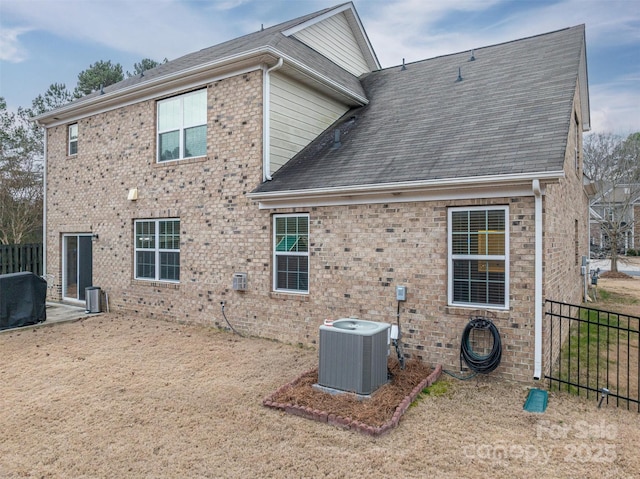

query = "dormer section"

[
  {"left": 283, "top": 3, "right": 380, "bottom": 77},
  {"left": 269, "top": 71, "right": 349, "bottom": 174}
]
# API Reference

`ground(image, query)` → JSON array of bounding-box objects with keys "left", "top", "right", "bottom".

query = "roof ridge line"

[{"left": 376, "top": 24, "right": 585, "bottom": 72}]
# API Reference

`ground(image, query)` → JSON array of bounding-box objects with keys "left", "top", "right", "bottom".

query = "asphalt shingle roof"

[
  {"left": 57, "top": 3, "right": 365, "bottom": 110},
  {"left": 254, "top": 25, "right": 586, "bottom": 194}
]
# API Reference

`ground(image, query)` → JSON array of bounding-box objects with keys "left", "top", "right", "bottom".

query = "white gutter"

[
  {"left": 262, "top": 57, "right": 284, "bottom": 181},
  {"left": 35, "top": 47, "right": 367, "bottom": 127},
  {"left": 279, "top": 52, "right": 368, "bottom": 105},
  {"left": 249, "top": 170, "right": 565, "bottom": 202},
  {"left": 532, "top": 179, "right": 543, "bottom": 380}
]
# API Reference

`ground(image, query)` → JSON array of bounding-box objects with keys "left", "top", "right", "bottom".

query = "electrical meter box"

[{"left": 396, "top": 285, "right": 407, "bottom": 301}]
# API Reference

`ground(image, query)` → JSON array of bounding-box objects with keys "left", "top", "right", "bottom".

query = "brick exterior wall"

[
  {"left": 541, "top": 83, "right": 590, "bottom": 373},
  {"left": 45, "top": 69, "right": 588, "bottom": 383}
]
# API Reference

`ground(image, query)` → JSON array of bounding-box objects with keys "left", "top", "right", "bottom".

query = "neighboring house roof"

[
  {"left": 252, "top": 25, "right": 589, "bottom": 198},
  {"left": 35, "top": 2, "right": 375, "bottom": 125},
  {"left": 591, "top": 185, "right": 640, "bottom": 205}
]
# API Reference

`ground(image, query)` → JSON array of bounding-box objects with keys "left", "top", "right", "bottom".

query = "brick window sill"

[
  {"left": 131, "top": 279, "right": 180, "bottom": 290},
  {"left": 269, "top": 291, "right": 310, "bottom": 302},
  {"left": 153, "top": 156, "right": 208, "bottom": 168}
]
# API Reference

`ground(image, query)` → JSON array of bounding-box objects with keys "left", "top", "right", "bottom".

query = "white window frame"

[
  {"left": 448, "top": 205, "right": 509, "bottom": 309},
  {"left": 273, "top": 213, "right": 309, "bottom": 294},
  {"left": 68, "top": 123, "right": 78, "bottom": 156},
  {"left": 156, "top": 89, "right": 207, "bottom": 163},
  {"left": 134, "top": 218, "right": 180, "bottom": 283}
]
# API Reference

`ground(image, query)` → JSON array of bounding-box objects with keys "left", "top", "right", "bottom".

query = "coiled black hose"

[{"left": 460, "top": 317, "right": 502, "bottom": 373}]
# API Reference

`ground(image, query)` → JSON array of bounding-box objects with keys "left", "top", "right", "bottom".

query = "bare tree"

[
  {"left": 584, "top": 132, "right": 640, "bottom": 272},
  {"left": 0, "top": 98, "right": 43, "bottom": 244}
]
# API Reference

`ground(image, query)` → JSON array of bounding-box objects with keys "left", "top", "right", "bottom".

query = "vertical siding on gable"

[
  {"left": 292, "top": 12, "right": 370, "bottom": 77},
  {"left": 270, "top": 72, "right": 348, "bottom": 173}
]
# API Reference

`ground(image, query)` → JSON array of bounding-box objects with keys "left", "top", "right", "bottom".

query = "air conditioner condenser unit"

[{"left": 318, "top": 319, "right": 391, "bottom": 396}]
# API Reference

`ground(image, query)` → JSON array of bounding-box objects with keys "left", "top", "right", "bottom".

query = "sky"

[{"left": 0, "top": 0, "right": 638, "bottom": 135}]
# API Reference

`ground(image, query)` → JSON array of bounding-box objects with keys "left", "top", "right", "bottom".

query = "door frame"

[{"left": 62, "top": 233, "right": 93, "bottom": 302}]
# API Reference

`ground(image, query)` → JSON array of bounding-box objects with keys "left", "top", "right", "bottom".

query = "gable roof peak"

[{"left": 34, "top": 2, "right": 372, "bottom": 125}]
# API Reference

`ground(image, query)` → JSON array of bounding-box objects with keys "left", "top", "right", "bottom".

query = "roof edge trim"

[
  {"left": 282, "top": 2, "right": 381, "bottom": 71},
  {"left": 282, "top": 3, "right": 353, "bottom": 36},
  {"left": 578, "top": 28, "right": 591, "bottom": 131},
  {"left": 248, "top": 171, "right": 565, "bottom": 206},
  {"left": 34, "top": 45, "right": 367, "bottom": 125},
  {"left": 274, "top": 48, "right": 369, "bottom": 105}
]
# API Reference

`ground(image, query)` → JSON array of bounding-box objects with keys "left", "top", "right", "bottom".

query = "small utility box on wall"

[{"left": 233, "top": 272, "right": 247, "bottom": 291}]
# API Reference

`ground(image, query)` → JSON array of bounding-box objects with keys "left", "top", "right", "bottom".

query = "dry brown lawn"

[{"left": 1, "top": 275, "right": 640, "bottom": 478}]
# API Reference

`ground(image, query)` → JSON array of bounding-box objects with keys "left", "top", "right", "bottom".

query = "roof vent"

[
  {"left": 401, "top": 58, "right": 407, "bottom": 71},
  {"left": 469, "top": 50, "right": 476, "bottom": 61},
  {"left": 100, "top": 84, "right": 104, "bottom": 94},
  {"left": 332, "top": 130, "right": 341, "bottom": 149},
  {"left": 456, "top": 67, "right": 463, "bottom": 82}
]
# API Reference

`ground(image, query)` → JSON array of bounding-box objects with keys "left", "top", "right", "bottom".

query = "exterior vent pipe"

[{"left": 332, "top": 130, "right": 341, "bottom": 149}]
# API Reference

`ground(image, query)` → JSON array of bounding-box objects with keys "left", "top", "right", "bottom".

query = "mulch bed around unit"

[
  {"left": 600, "top": 271, "right": 634, "bottom": 279},
  {"left": 263, "top": 358, "right": 442, "bottom": 436}
]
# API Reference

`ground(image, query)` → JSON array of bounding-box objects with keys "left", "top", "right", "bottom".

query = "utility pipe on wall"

[
  {"left": 532, "top": 179, "right": 543, "bottom": 379},
  {"left": 262, "top": 57, "right": 284, "bottom": 181},
  {"left": 37, "top": 121, "right": 47, "bottom": 278}
]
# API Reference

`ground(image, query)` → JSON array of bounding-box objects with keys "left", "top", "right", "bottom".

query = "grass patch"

[
  {"left": 598, "top": 289, "right": 612, "bottom": 301},
  {"left": 601, "top": 288, "right": 640, "bottom": 306},
  {"left": 411, "top": 378, "right": 451, "bottom": 407},
  {"left": 595, "top": 287, "right": 640, "bottom": 309},
  {"left": 554, "top": 307, "right": 638, "bottom": 399},
  {"left": 421, "top": 379, "right": 450, "bottom": 397}
]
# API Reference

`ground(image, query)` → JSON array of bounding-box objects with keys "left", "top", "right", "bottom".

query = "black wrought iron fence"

[
  {"left": 0, "top": 244, "right": 43, "bottom": 276},
  {"left": 545, "top": 300, "right": 639, "bottom": 411}
]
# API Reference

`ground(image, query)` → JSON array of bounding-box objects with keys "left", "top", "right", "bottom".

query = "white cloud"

[
  {"left": 362, "top": 0, "right": 640, "bottom": 67},
  {"left": 210, "top": 0, "right": 252, "bottom": 10},
  {"left": 590, "top": 79, "right": 640, "bottom": 135},
  {"left": 0, "top": 0, "right": 237, "bottom": 61},
  {"left": 360, "top": 0, "right": 505, "bottom": 67},
  {"left": 358, "top": 0, "right": 640, "bottom": 134},
  {"left": 1, "top": 0, "right": 638, "bottom": 134},
  {"left": 0, "top": 26, "right": 31, "bottom": 62}
]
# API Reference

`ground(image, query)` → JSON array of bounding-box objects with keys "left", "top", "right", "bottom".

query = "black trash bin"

[{"left": 85, "top": 286, "right": 101, "bottom": 313}]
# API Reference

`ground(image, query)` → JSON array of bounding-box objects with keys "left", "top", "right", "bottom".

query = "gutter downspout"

[
  {"left": 533, "top": 179, "right": 543, "bottom": 379},
  {"left": 38, "top": 121, "right": 47, "bottom": 280},
  {"left": 262, "top": 58, "right": 283, "bottom": 181}
]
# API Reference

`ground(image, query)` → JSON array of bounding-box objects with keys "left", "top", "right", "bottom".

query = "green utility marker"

[{"left": 524, "top": 388, "right": 548, "bottom": 413}]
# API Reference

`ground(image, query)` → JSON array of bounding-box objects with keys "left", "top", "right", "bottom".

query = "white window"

[
  {"left": 273, "top": 214, "right": 309, "bottom": 293},
  {"left": 157, "top": 89, "right": 207, "bottom": 162},
  {"left": 134, "top": 219, "right": 180, "bottom": 282},
  {"left": 68, "top": 123, "right": 78, "bottom": 155},
  {"left": 448, "top": 206, "right": 509, "bottom": 309}
]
